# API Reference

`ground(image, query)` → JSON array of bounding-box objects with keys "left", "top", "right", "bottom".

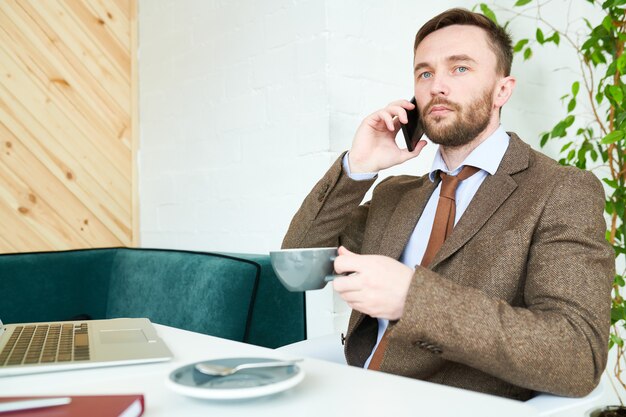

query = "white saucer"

[{"left": 166, "top": 357, "right": 305, "bottom": 400}]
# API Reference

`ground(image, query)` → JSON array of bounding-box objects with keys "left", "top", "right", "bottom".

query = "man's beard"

[{"left": 420, "top": 88, "right": 493, "bottom": 147}]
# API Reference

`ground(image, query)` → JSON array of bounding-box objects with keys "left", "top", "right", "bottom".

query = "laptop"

[{"left": 0, "top": 317, "right": 173, "bottom": 377}]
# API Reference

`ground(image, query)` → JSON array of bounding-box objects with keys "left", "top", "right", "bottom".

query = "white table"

[{"left": 0, "top": 324, "right": 538, "bottom": 416}]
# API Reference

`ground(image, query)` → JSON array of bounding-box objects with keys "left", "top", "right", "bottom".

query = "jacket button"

[
  {"left": 413, "top": 340, "right": 441, "bottom": 354},
  {"left": 340, "top": 333, "right": 346, "bottom": 345},
  {"left": 413, "top": 340, "right": 426, "bottom": 348},
  {"left": 425, "top": 343, "right": 442, "bottom": 354}
]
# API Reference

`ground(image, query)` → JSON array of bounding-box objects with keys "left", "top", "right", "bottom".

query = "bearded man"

[{"left": 282, "top": 8, "right": 614, "bottom": 400}]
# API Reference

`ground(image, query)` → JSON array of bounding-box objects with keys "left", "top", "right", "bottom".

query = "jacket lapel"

[
  {"left": 350, "top": 177, "right": 436, "bottom": 335},
  {"left": 377, "top": 180, "right": 437, "bottom": 259},
  {"left": 428, "top": 133, "right": 530, "bottom": 269}
]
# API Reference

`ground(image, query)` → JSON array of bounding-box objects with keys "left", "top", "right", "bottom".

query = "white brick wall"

[{"left": 139, "top": 0, "right": 331, "bottom": 254}]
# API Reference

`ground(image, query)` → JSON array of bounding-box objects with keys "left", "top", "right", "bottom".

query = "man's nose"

[{"left": 429, "top": 75, "right": 449, "bottom": 96}]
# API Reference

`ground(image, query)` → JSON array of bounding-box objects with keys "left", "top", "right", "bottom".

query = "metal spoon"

[{"left": 194, "top": 359, "right": 302, "bottom": 377}]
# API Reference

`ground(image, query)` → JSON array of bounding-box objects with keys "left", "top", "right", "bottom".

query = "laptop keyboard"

[{"left": 0, "top": 323, "right": 90, "bottom": 366}]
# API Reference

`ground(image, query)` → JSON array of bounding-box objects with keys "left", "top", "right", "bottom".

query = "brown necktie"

[
  {"left": 367, "top": 165, "right": 480, "bottom": 370},
  {"left": 420, "top": 165, "right": 480, "bottom": 268}
]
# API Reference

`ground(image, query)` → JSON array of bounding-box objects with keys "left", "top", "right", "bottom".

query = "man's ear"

[{"left": 493, "top": 76, "right": 516, "bottom": 109}]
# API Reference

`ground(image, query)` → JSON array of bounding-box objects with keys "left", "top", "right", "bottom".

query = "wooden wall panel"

[{"left": 0, "top": 0, "right": 137, "bottom": 253}]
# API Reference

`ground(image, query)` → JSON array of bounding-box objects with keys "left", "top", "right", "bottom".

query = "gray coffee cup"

[{"left": 269, "top": 247, "right": 341, "bottom": 292}]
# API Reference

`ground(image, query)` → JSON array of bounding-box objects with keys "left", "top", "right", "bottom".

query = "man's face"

[{"left": 413, "top": 25, "right": 502, "bottom": 147}]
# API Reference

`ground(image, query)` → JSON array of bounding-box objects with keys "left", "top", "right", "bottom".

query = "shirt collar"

[{"left": 428, "top": 126, "right": 510, "bottom": 182}]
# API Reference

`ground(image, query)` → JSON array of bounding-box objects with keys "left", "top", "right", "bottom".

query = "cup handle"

[
  {"left": 324, "top": 274, "right": 344, "bottom": 282},
  {"left": 326, "top": 255, "right": 340, "bottom": 282}
]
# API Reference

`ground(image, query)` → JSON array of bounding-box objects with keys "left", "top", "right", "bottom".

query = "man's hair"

[{"left": 414, "top": 8, "right": 513, "bottom": 77}]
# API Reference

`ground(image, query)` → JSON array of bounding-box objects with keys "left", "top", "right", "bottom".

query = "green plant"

[{"left": 477, "top": 0, "right": 626, "bottom": 392}]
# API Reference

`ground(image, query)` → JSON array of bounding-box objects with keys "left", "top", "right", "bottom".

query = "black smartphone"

[{"left": 400, "top": 97, "right": 424, "bottom": 151}]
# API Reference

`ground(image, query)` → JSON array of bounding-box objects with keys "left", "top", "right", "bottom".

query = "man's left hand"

[{"left": 332, "top": 246, "right": 414, "bottom": 320}]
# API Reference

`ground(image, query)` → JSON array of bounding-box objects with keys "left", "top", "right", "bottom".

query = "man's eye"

[
  {"left": 455, "top": 66, "right": 468, "bottom": 73},
  {"left": 419, "top": 72, "right": 432, "bottom": 79}
]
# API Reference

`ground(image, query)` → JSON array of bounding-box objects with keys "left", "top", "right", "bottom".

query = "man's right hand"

[{"left": 348, "top": 99, "right": 428, "bottom": 174}]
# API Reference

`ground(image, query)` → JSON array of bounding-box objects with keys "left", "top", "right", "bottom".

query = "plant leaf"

[
  {"left": 567, "top": 99, "right": 576, "bottom": 113},
  {"left": 601, "top": 130, "right": 625, "bottom": 144},
  {"left": 612, "top": 306, "right": 626, "bottom": 322},
  {"left": 513, "top": 39, "right": 529, "bottom": 53},
  {"left": 536, "top": 28, "right": 545, "bottom": 44},
  {"left": 560, "top": 142, "right": 573, "bottom": 152},
  {"left": 616, "top": 198, "right": 625, "bottom": 218},
  {"left": 514, "top": 0, "right": 533, "bottom": 5},
  {"left": 617, "top": 55, "right": 626, "bottom": 75},
  {"left": 610, "top": 333, "right": 624, "bottom": 348},
  {"left": 551, "top": 121, "right": 567, "bottom": 138},
  {"left": 480, "top": 4, "right": 497, "bottom": 23},
  {"left": 591, "top": 50, "right": 607, "bottom": 65},
  {"left": 617, "top": 111, "right": 626, "bottom": 131},
  {"left": 582, "top": 38, "right": 596, "bottom": 51},
  {"left": 609, "top": 85, "right": 624, "bottom": 104},
  {"left": 523, "top": 47, "right": 533, "bottom": 60},
  {"left": 602, "top": 14, "right": 614, "bottom": 33}
]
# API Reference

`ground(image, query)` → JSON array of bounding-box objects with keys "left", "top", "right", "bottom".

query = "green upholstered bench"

[{"left": 0, "top": 248, "right": 305, "bottom": 348}]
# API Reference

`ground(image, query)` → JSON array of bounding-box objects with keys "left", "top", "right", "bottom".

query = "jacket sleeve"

[
  {"left": 391, "top": 168, "right": 614, "bottom": 397},
  {"left": 282, "top": 153, "right": 375, "bottom": 252}
]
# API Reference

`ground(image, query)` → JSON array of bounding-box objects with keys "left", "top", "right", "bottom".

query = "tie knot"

[{"left": 439, "top": 165, "right": 480, "bottom": 199}]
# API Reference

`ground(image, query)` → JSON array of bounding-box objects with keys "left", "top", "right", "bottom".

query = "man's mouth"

[
  {"left": 424, "top": 99, "right": 458, "bottom": 118},
  {"left": 428, "top": 105, "right": 452, "bottom": 115}
]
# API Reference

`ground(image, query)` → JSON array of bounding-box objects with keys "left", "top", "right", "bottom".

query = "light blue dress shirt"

[{"left": 342, "top": 126, "right": 510, "bottom": 368}]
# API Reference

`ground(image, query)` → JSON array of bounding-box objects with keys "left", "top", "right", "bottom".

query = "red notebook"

[{"left": 0, "top": 395, "right": 144, "bottom": 417}]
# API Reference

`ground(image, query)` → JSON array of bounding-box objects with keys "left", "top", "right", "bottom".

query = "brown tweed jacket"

[{"left": 282, "top": 133, "right": 614, "bottom": 400}]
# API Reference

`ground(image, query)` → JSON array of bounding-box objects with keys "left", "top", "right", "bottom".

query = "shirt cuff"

[{"left": 343, "top": 152, "right": 378, "bottom": 181}]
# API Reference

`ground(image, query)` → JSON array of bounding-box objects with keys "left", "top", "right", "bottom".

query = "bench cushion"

[
  {"left": 106, "top": 249, "right": 258, "bottom": 342},
  {"left": 0, "top": 249, "right": 114, "bottom": 323}
]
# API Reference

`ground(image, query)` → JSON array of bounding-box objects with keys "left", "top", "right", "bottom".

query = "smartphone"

[{"left": 401, "top": 97, "right": 424, "bottom": 151}]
